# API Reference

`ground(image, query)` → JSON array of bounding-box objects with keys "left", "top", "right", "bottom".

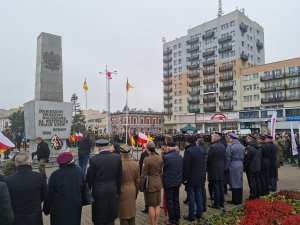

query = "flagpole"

[
  {"left": 85, "top": 78, "right": 88, "bottom": 111},
  {"left": 125, "top": 79, "right": 129, "bottom": 149}
]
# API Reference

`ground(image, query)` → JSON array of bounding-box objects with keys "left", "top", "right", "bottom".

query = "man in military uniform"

[
  {"left": 86, "top": 139, "right": 122, "bottom": 225},
  {"left": 265, "top": 135, "right": 278, "bottom": 192},
  {"left": 274, "top": 134, "right": 284, "bottom": 166},
  {"left": 32, "top": 137, "right": 50, "bottom": 173}
]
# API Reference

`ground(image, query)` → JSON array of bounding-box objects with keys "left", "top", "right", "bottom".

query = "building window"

[
  {"left": 179, "top": 67, "right": 182, "bottom": 72},
  {"left": 152, "top": 118, "right": 156, "bottom": 124},
  {"left": 174, "top": 45, "right": 177, "bottom": 49},
  {"left": 178, "top": 51, "right": 182, "bottom": 56},
  {"left": 230, "top": 21, "right": 235, "bottom": 27},
  {"left": 243, "top": 95, "right": 252, "bottom": 102},
  {"left": 178, "top": 43, "right": 182, "bottom": 48},
  {"left": 141, "top": 118, "right": 144, "bottom": 124},
  {"left": 179, "top": 75, "right": 182, "bottom": 80},
  {"left": 174, "top": 53, "right": 177, "bottom": 57},
  {"left": 174, "top": 60, "right": 177, "bottom": 65},
  {"left": 178, "top": 59, "right": 182, "bottom": 64},
  {"left": 174, "top": 68, "right": 177, "bottom": 73},
  {"left": 179, "top": 98, "right": 182, "bottom": 104},
  {"left": 147, "top": 118, "right": 150, "bottom": 124},
  {"left": 254, "top": 94, "right": 259, "bottom": 100}
]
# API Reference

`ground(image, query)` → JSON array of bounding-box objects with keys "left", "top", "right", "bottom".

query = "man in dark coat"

[
  {"left": 207, "top": 134, "right": 226, "bottom": 209},
  {"left": 78, "top": 134, "right": 93, "bottom": 176},
  {"left": 5, "top": 152, "right": 47, "bottom": 225},
  {"left": 265, "top": 135, "right": 278, "bottom": 192},
  {"left": 257, "top": 134, "right": 271, "bottom": 196},
  {"left": 244, "top": 134, "right": 261, "bottom": 199},
  {"left": 162, "top": 141, "right": 183, "bottom": 225},
  {"left": 32, "top": 137, "right": 50, "bottom": 173},
  {"left": 182, "top": 136, "right": 205, "bottom": 221},
  {"left": 43, "top": 152, "right": 84, "bottom": 225},
  {"left": 0, "top": 181, "right": 14, "bottom": 225},
  {"left": 86, "top": 139, "right": 122, "bottom": 225}
]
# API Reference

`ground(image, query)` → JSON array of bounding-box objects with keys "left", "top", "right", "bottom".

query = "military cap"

[
  {"left": 247, "top": 134, "right": 257, "bottom": 140},
  {"left": 95, "top": 139, "right": 110, "bottom": 147},
  {"left": 258, "top": 134, "right": 266, "bottom": 140},
  {"left": 265, "top": 134, "right": 273, "bottom": 139},
  {"left": 229, "top": 133, "right": 239, "bottom": 139},
  {"left": 120, "top": 147, "right": 131, "bottom": 154}
]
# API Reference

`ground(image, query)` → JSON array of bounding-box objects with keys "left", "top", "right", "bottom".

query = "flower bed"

[{"left": 198, "top": 191, "right": 300, "bottom": 225}]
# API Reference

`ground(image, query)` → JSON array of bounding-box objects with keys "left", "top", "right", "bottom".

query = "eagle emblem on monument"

[{"left": 43, "top": 51, "right": 61, "bottom": 71}]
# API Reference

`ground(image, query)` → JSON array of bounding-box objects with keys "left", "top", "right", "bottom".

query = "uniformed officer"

[{"left": 86, "top": 139, "right": 122, "bottom": 225}]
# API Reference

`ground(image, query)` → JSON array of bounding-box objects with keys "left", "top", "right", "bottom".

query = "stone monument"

[{"left": 24, "top": 32, "right": 73, "bottom": 156}]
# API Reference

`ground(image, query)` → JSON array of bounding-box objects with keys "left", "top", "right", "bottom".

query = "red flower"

[{"left": 282, "top": 214, "right": 300, "bottom": 225}]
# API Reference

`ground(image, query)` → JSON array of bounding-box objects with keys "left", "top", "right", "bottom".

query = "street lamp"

[{"left": 99, "top": 65, "right": 117, "bottom": 137}]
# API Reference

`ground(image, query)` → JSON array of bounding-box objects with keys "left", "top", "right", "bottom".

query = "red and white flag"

[
  {"left": 0, "top": 132, "right": 15, "bottom": 150},
  {"left": 107, "top": 71, "right": 112, "bottom": 80},
  {"left": 138, "top": 132, "right": 149, "bottom": 145},
  {"left": 270, "top": 112, "right": 277, "bottom": 139}
]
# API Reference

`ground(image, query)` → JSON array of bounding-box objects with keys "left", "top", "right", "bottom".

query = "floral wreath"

[{"left": 51, "top": 135, "right": 63, "bottom": 150}]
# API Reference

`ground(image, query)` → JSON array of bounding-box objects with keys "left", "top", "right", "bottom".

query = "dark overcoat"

[
  {"left": 244, "top": 141, "right": 261, "bottom": 173},
  {"left": 207, "top": 141, "right": 226, "bottom": 181},
  {"left": 86, "top": 151, "right": 122, "bottom": 224},
  {"left": 162, "top": 149, "right": 183, "bottom": 188},
  {"left": 0, "top": 181, "right": 14, "bottom": 225},
  {"left": 268, "top": 142, "right": 278, "bottom": 179},
  {"left": 43, "top": 163, "right": 84, "bottom": 225},
  {"left": 5, "top": 165, "right": 47, "bottom": 225},
  {"left": 260, "top": 142, "right": 271, "bottom": 171}
]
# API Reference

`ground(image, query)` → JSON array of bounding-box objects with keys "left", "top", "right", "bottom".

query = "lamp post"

[{"left": 99, "top": 65, "right": 117, "bottom": 137}]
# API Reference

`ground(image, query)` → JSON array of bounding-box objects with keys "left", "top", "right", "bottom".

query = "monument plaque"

[{"left": 24, "top": 32, "right": 72, "bottom": 155}]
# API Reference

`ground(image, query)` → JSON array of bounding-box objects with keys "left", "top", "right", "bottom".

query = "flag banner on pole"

[
  {"left": 129, "top": 132, "right": 135, "bottom": 147},
  {"left": 290, "top": 123, "right": 298, "bottom": 156},
  {"left": 0, "top": 132, "right": 15, "bottom": 150},
  {"left": 83, "top": 79, "right": 88, "bottom": 91},
  {"left": 126, "top": 79, "right": 134, "bottom": 92},
  {"left": 107, "top": 71, "right": 112, "bottom": 79},
  {"left": 138, "top": 132, "right": 149, "bottom": 145},
  {"left": 298, "top": 123, "right": 300, "bottom": 146},
  {"left": 271, "top": 111, "right": 277, "bottom": 139}
]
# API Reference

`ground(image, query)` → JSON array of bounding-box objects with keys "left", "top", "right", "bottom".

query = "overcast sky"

[{"left": 1, "top": 0, "right": 299, "bottom": 112}]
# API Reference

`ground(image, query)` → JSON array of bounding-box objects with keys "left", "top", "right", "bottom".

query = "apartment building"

[{"left": 163, "top": 9, "right": 265, "bottom": 131}]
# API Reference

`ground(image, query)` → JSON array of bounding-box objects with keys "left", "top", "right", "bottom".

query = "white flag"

[
  {"left": 291, "top": 123, "right": 298, "bottom": 156},
  {"left": 270, "top": 112, "right": 277, "bottom": 139}
]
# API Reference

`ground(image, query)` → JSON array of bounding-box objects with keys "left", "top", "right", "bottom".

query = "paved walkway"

[{"left": 42, "top": 164, "right": 300, "bottom": 225}]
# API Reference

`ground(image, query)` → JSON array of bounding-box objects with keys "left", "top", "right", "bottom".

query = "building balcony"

[
  {"left": 186, "top": 37, "right": 199, "bottom": 45},
  {"left": 203, "top": 69, "right": 215, "bottom": 75},
  {"left": 219, "top": 74, "right": 233, "bottom": 81},
  {"left": 218, "top": 44, "right": 232, "bottom": 53},
  {"left": 202, "top": 31, "right": 214, "bottom": 40},
  {"left": 187, "top": 54, "right": 199, "bottom": 61},
  {"left": 203, "top": 59, "right": 215, "bottom": 67},
  {"left": 164, "top": 103, "right": 173, "bottom": 108},
  {"left": 189, "top": 90, "right": 200, "bottom": 96},
  {"left": 219, "top": 105, "right": 234, "bottom": 111},
  {"left": 286, "top": 95, "right": 300, "bottom": 101},
  {"left": 260, "top": 85, "right": 286, "bottom": 92},
  {"left": 188, "top": 108, "right": 200, "bottom": 113},
  {"left": 285, "top": 71, "right": 300, "bottom": 78},
  {"left": 203, "top": 50, "right": 215, "bottom": 58},
  {"left": 204, "top": 87, "right": 216, "bottom": 93},
  {"left": 163, "top": 57, "right": 172, "bottom": 63},
  {"left": 164, "top": 109, "right": 173, "bottom": 115},
  {"left": 256, "top": 40, "right": 264, "bottom": 50},
  {"left": 218, "top": 35, "right": 232, "bottom": 44},
  {"left": 219, "top": 95, "right": 233, "bottom": 101},
  {"left": 163, "top": 65, "right": 172, "bottom": 71},
  {"left": 187, "top": 63, "right": 200, "bottom": 70},
  {"left": 203, "top": 78, "right": 216, "bottom": 84},
  {"left": 203, "top": 97, "right": 216, "bottom": 103},
  {"left": 203, "top": 106, "right": 216, "bottom": 112},
  {"left": 261, "top": 97, "right": 286, "bottom": 104},
  {"left": 163, "top": 49, "right": 172, "bottom": 56},
  {"left": 187, "top": 45, "right": 199, "bottom": 53},
  {"left": 240, "top": 53, "right": 249, "bottom": 61},
  {"left": 164, "top": 96, "right": 172, "bottom": 101},
  {"left": 188, "top": 99, "right": 200, "bottom": 104},
  {"left": 286, "top": 83, "right": 300, "bottom": 89},
  {"left": 163, "top": 80, "right": 172, "bottom": 85},
  {"left": 163, "top": 88, "right": 172, "bottom": 93},
  {"left": 188, "top": 72, "right": 200, "bottom": 78},
  {"left": 260, "top": 73, "right": 284, "bottom": 82},
  {"left": 219, "top": 64, "right": 233, "bottom": 72},
  {"left": 240, "top": 22, "right": 248, "bottom": 33},
  {"left": 220, "top": 85, "right": 234, "bottom": 92},
  {"left": 163, "top": 72, "right": 172, "bottom": 78},
  {"left": 188, "top": 81, "right": 201, "bottom": 87}
]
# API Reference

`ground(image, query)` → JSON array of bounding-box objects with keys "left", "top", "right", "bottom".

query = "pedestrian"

[
  {"left": 162, "top": 141, "right": 182, "bottom": 225},
  {"left": 43, "top": 152, "right": 84, "bottom": 225},
  {"left": 0, "top": 181, "right": 14, "bottom": 225},
  {"left": 283, "top": 133, "right": 291, "bottom": 164},
  {"left": 118, "top": 147, "right": 140, "bottom": 225},
  {"left": 182, "top": 136, "right": 205, "bottom": 221},
  {"left": 244, "top": 134, "right": 261, "bottom": 200},
  {"left": 257, "top": 134, "right": 271, "bottom": 196},
  {"left": 274, "top": 134, "right": 284, "bottom": 166},
  {"left": 139, "top": 143, "right": 149, "bottom": 214},
  {"left": 78, "top": 134, "right": 93, "bottom": 176},
  {"left": 207, "top": 134, "right": 226, "bottom": 209},
  {"left": 32, "top": 137, "right": 50, "bottom": 173},
  {"left": 5, "top": 152, "right": 47, "bottom": 225},
  {"left": 225, "top": 133, "right": 245, "bottom": 205},
  {"left": 86, "top": 139, "right": 122, "bottom": 225},
  {"left": 112, "top": 144, "right": 121, "bottom": 154},
  {"left": 265, "top": 135, "right": 278, "bottom": 192},
  {"left": 140, "top": 141, "right": 163, "bottom": 225}
]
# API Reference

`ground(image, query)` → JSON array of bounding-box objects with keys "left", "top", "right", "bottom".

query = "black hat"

[
  {"left": 120, "top": 147, "right": 131, "bottom": 154},
  {"left": 265, "top": 135, "right": 273, "bottom": 139},
  {"left": 258, "top": 134, "right": 266, "bottom": 140},
  {"left": 247, "top": 134, "right": 257, "bottom": 140},
  {"left": 229, "top": 133, "right": 239, "bottom": 139},
  {"left": 166, "top": 142, "right": 176, "bottom": 147},
  {"left": 95, "top": 139, "right": 110, "bottom": 147}
]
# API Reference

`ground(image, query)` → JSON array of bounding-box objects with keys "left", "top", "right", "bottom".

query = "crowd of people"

[{"left": 0, "top": 130, "right": 299, "bottom": 225}]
